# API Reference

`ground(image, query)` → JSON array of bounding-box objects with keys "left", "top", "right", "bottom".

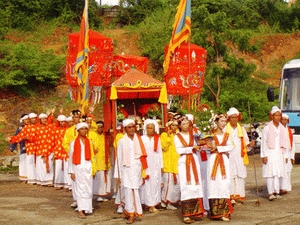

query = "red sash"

[
  {"left": 211, "top": 133, "right": 229, "bottom": 180},
  {"left": 176, "top": 131, "right": 199, "bottom": 185}
]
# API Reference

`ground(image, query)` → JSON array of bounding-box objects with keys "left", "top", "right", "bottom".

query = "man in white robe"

[
  {"left": 114, "top": 119, "right": 146, "bottom": 224},
  {"left": 261, "top": 106, "right": 288, "bottom": 201},
  {"left": 69, "top": 122, "right": 96, "bottom": 219},
  {"left": 226, "top": 107, "right": 254, "bottom": 204}
]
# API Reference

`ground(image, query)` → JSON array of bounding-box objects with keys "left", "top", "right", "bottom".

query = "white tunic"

[
  {"left": 114, "top": 135, "right": 142, "bottom": 189},
  {"left": 174, "top": 133, "right": 203, "bottom": 201},
  {"left": 228, "top": 126, "right": 249, "bottom": 179},
  {"left": 207, "top": 134, "right": 233, "bottom": 199},
  {"left": 69, "top": 140, "right": 93, "bottom": 213},
  {"left": 261, "top": 123, "right": 287, "bottom": 178},
  {"left": 140, "top": 135, "right": 163, "bottom": 207}
]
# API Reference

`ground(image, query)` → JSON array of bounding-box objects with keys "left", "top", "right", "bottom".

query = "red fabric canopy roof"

[{"left": 164, "top": 43, "right": 207, "bottom": 95}]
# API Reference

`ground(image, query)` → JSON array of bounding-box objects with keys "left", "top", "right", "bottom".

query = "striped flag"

[
  {"left": 163, "top": 0, "right": 191, "bottom": 74},
  {"left": 74, "top": 0, "right": 89, "bottom": 114}
]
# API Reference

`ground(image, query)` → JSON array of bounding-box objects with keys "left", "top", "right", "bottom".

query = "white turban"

[
  {"left": 122, "top": 119, "right": 135, "bottom": 128},
  {"left": 227, "top": 107, "right": 239, "bottom": 117},
  {"left": 282, "top": 113, "right": 289, "bottom": 119},
  {"left": 28, "top": 113, "right": 37, "bottom": 118},
  {"left": 57, "top": 115, "right": 67, "bottom": 122},
  {"left": 143, "top": 119, "right": 159, "bottom": 134},
  {"left": 76, "top": 122, "right": 89, "bottom": 130},
  {"left": 20, "top": 115, "right": 29, "bottom": 123},
  {"left": 185, "top": 114, "right": 194, "bottom": 122},
  {"left": 38, "top": 113, "right": 48, "bottom": 119},
  {"left": 270, "top": 106, "right": 281, "bottom": 115},
  {"left": 66, "top": 116, "right": 73, "bottom": 122}
]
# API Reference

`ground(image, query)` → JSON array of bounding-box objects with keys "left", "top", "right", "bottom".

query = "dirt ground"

[{"left": 1, "top": 153, "right": 300, "bottom": 225}]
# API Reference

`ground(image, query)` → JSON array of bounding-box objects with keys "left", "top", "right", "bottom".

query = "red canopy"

[
  {"left": 164, "top": 43, "right": 207, "bottom": 95},
  {"left": 66, "top": 30, "right": 114, "bottom": 87}
]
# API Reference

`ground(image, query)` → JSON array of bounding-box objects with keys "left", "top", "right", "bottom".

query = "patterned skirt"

[{"left": 209, "top": 198, "right": 233, "bottom": 220}]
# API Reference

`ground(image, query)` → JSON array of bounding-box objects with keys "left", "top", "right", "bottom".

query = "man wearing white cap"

[
  {"left": 114, "top": 119, "right": 147, "bottom": 224},
  {"left": 261, "top": 106, "right": 288, "bottom": 200},
  {"left": 225, "top": 107, "right": 254, "bottom": 204},
  {"left": 53, "top": 115, "right": 69, "bottom": 190},
  {"left": 279, "top": 114, "right": 295, "bottom": 195},
  {"left": 9, "top": 114, "right": 30, "bottom": 183},
  {"left": 69, "top": 122, "right": 96, "bottom": 219},
  {"left": 140, "top": 119, "right": 163, "bottom": 213},
  {"left": 10, "top": 112, "right": 39, "bottom": 185}
]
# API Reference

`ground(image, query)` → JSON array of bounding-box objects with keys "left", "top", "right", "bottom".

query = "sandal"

[
  {"left": 77, "top": 211, "right": 86, "bottom": 219},
  {"left": 126, "top": 216, "right": 134, "bottom": 224},
  {"left": 183, "top": 217, "right": 195, "bottom": 224}
]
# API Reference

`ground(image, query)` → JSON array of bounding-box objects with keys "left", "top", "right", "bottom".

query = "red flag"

[
  {"left": 163, "top": 0, "right": 191, "bottom": 74},
  {"left": 74, "top": 0, "right": 89, "bottom": 114}
]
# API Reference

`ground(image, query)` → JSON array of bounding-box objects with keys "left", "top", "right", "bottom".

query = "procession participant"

[
  {"left": 34, "top": 113, "right": 54, "bottom": 186},
  {"left": 186, "top": 113, "right": 210, "bottom": 213},
  {"left": 66, "top": 116, "right": 74, "bottom": 127},
  {"left": 62, "top": 109, "right": 82, "bottom": 208},
  {"left": 53, "top": 115, "right": 69, "bottom": 190},
  {"left": 85, "top": 114, "right": 98, "bottom": 132},
  {"left": 9, "top": 114, "right": 30, "bottom": 183},
  {"left": 69, "top": 122, "right": 96, "bottom": 219},
  {"left": 226, "top": 107, "right": 254, "bottom": 204},
  {"left": 207, "top": 113, "right": 234, "bottom": 222},
  {"left": 160, "top": 119, "right": 180, "bottom": 210},
  {"left": 113, "top": 124, "right": 124, "bottom": 214},
  {"left": 261, "top": 106, "right": 288, "bottom": 200},
  {"left": 10, "top": 112, "right": 38, "bottom": 185},
  {"left": 93, "top": 120, "right": 112, "bottom": 202},
  {"left": 174, "top": 116, "right": 205, "bottom": 224},
  {"left": 140, "top": 119, "right": 163, "bottom": 213},
  {"left": 114, "top": 119, "right": 147, "bottom": 224},
  {"left": 280, "top": 114, "right": 295, "bottom": 194}
]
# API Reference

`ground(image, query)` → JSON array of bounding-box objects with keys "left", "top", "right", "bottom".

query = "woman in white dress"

[{"left": 207, "top": 114, "right": 233, "bottom": 221}]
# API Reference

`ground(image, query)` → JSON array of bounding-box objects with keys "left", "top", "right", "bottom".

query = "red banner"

[
  {"left": 66, "top": 30, "right": 113, "bottom": 87},
  {"left": 164, "top": 43, "right": 207, "bottom": 95},
  {"left": 111, "top": 55, "right": 148, "bottom": 78}
]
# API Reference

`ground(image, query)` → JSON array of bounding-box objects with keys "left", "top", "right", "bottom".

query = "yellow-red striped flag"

[
  {"left": 74, "top": 0, "right": 89, "bottom": 114},
  {"left": 163, "top": 0, "right": 191, "bottom": 74}
]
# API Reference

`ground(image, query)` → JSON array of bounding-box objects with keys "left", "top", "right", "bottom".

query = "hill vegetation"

[{"left": 1, "top": 0, "right": 300, "bottom": 152}]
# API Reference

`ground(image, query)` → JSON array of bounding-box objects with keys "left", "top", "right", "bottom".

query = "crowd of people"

[{"left": 8, "top": 105, "right": 295, "bottom": 224}]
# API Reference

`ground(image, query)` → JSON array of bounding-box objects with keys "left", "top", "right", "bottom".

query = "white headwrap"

[
  {"left": 66, "top": 116, "right": 73, "bottom": 122},
  {"left": 227, "top": 107, "right": 239, "bottom": 117},
  {"left": 270, "top": 106, "right": 281, "bottom": 115},
  {"left": 185, "top": 114, "right": 194, "bottom": 122},
  {"left": 76, "top": 122, "right": 89, "bottom": 130},
  {"left": 143, "top": 119, "right": 159, "bottom": 135},
  {"left": 57, "top": 115, "right": 67, "bottom": 121},
  {"left": 28, "top": 113, "right": 37, "bottom": 118},
  {"left": 20, "top": 115, "right": 29, "bottom": 123},
  {"left": 38, "top": 113, "right": 48, "bottom": 119},
  {"left": 122, "top": 119, "right": 135, "bottom": 128},
  {"left": 282, "top": 113, "right": 289, "bottom": 119}
]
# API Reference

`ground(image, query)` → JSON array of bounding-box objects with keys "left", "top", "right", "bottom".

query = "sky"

[{"left": 96, "top": 0, "right": 119, "bottom": 6}]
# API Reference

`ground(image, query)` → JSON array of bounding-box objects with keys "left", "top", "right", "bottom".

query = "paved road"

[{"left": 1, "top": 154, "right": 300, "bottom": 225}]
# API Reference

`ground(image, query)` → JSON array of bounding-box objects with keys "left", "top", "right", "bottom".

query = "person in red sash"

[
  {"left": 174, "top": 116, "right": 205, "bottom": 224},
  {"left": 207, "top": 114, "right": 234, "bottom": 221},
  {"left": 69, "top": 122, "right": 96, "bottom": 219},
  {"left": 114, "top": 119, "right": 147, "bottom": 224}
]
